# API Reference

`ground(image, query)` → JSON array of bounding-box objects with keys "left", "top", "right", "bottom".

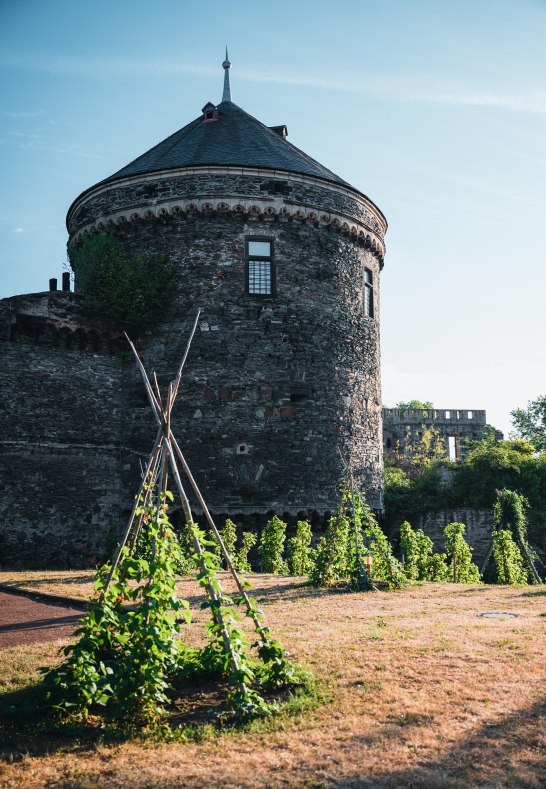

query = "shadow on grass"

[
  {"left": 0, "top": 614, "right": 81, "bottom": 635},
  {"left": 342, "top": 695, "right": 546, "bottom": 789},
  {"left": 1, "top": 575, "right": 93, "bottom": 588}
]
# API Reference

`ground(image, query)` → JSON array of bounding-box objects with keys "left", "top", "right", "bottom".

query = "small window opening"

[
  {"left": 246, "top": 239, "right": 274, "bottom": 296},
  {"left": 364, "top": 267, "right": 374, "bottom": 318},
  {"left": 468, "top": 411, "right": 473, "bottom": 419},
  {"left": 237, "top": 444, "right": 249, "bottom": 455},
  {"left": 448, "top": 436, "right": 457, "bottom": 461},
  {"left": 201, "top": 102, "right": 218, "bottom": 123},
  {"left": 445, "top": 410, "right": 451, "bottom": 419},
  {"left": 386, "top": 438, "right": 392, "bottom": 449},
  {"left": 290, "top": 392, "right": 309, "bottom": 403}
]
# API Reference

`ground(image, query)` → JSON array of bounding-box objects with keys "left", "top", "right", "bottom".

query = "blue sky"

[{"left": 1, "top": 0, "right": 545, "bottom": 436}]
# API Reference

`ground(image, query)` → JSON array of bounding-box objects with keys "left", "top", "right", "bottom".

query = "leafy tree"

[
  {"left": 452, "top": 439, "right": 544, "bottom": 509},
  {"left": 511, "top": 395, "right": 546, "bottom": 452},
  {"left": 394, "top": 400, "right": 434, "bottom": 412},
  {"left": 70, "top": 233, "right": 176, "bottom": 336}
]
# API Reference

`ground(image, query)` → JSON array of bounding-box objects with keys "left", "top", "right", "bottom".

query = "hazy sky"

[{"left": 1, "top": 0, "right": 544, "bottom": 436}]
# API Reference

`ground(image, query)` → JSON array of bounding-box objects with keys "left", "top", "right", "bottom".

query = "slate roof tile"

[{"left": 102, "top": 100, "right": 355, "bottom": 191}]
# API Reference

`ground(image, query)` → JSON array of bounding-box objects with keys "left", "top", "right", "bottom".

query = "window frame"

[
  {"left": 245, "top": 237, "right": 276, "bottom": 297},
  {"left": 363, "top": 266, "right": 374, "bottom": 318}
]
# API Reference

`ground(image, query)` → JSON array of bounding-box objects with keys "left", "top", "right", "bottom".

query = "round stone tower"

[{"left": 66, "top": 55, "right": 387, "bottom": 521}]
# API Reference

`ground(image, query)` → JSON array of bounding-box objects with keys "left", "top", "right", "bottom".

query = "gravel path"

[{"left": 0, "top": 590, "right": 81, "bottom": 650}]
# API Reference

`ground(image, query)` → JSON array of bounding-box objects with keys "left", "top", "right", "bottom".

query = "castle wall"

[
  {"left": 116, "top": 208, "right": 384, "bottom": 517},
  {"left": 0, "top": 293, "right": 124, "bottom": 567},
  {"left": 382, "top": 407, "right": 489, "bottom": 461}
]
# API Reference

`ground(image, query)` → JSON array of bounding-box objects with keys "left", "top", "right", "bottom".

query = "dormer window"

[
  {"left": 202, "top": 102, "right": 218, "bottom": 123},
  {"left": 269, "top": 125, "right": 288, "bottom": 140}
]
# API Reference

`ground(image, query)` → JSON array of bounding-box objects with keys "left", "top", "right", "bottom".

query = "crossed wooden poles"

[{"left": 102, "top": 311, "right": 270, "bottom": 699}]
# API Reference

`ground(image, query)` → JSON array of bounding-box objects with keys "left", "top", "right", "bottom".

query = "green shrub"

[
  {"left": 258, "top": 517, "right": 288, "bottom": 574},
  {"left": 287, "top": 520, "right": 315, "bottom": 576},
  {"left": 444, "top": 522, "right": 481, "bottom": 583},
  {"left": 234, "top": 531, "right": 257, "bottom": 573}
]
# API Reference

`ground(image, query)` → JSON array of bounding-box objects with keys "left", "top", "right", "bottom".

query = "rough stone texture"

[
  {"left": 67, "top": 171, "right": 386, "bottom": 247},
  {"left": 383, "top": 407, "right": 493, "bottom": 461},
  {"left": 0, "top": 165, "right": 385, "bottom": 567},
  {"left": 416, "top": 508, "right": 494, "bottom": 565},
  {"left": 116, "top": 207, "right": 384, "bottom": 517},
  {"left": 0, "top": 293, "right": 124, "bottom": 567}
]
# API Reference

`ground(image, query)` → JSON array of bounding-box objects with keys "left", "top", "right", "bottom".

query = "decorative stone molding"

[
  {"left": 68, "top": 196, "right": 386, "bottom": 262},
  {"left": 67, "top": 164, "right": 387, "bottom": 234}
]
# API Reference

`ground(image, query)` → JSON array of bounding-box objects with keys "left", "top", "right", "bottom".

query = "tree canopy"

[{"left": 510, "top": 395, "right": 546, "bottom": 452}]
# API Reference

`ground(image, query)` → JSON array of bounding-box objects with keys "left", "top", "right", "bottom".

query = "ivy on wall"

[{"left": 69, "top": 233, "right": 177, "bottom": 336}]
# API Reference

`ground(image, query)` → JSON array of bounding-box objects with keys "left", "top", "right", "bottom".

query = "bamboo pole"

[
  {"left": 103, "top": 427, "right": 163, "bottom": 595},
  {"left": 124, "top": 331, "right": 248, "bottom": 695}
]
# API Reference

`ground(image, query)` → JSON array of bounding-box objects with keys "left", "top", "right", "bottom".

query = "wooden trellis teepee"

[{"left": 102, "top": 310, "right": 296, "bottom": 711}]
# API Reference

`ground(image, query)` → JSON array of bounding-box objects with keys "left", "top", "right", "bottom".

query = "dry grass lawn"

[{"left": 1, "top": 572, "right": 545, "bottom": 788}]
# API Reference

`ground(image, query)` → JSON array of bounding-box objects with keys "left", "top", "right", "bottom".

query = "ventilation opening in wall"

[
  {"left": 448, "top": 436, "right": 457, "bottom": 462},
  {"left": 290, "top": 387, "right": 310, "bottom": 403},
  {"left": 237, "top": 444, "right": 250, "bottom": 455}
]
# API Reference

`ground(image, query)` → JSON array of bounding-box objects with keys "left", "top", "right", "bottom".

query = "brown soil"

[{"left": 0, "top": 577, "right": 545, "bottom": 788}]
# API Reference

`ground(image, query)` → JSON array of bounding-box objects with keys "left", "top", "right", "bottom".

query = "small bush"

[{"left": 258, "top": 517, "right": 288, "bottom": 574}]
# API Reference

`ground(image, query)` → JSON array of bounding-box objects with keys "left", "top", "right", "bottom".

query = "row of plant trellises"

[
  {"left": 182, "top": 483, "right": 408, "bottom": 592},
  {"left": 399, "top": 489, "right": 543, "bottom": 586}
]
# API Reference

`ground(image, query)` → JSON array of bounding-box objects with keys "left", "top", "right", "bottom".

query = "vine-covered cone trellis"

[{"left": 45, "top": 311, "right": 299, "bottom": 725}]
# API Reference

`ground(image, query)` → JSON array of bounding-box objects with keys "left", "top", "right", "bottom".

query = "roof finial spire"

[{"left": 222, "top": 47, "right": 231, "bottom": 103}]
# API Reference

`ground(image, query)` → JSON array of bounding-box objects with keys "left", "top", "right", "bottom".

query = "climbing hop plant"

[
  {"left": 44, "top": 493, "right": 191, "bottom": 727},
  {"left": 399, "top": 521, "right": 448, "bottom": 581},
  {"left": 444, "top": 522, "right": 482, "bottom": 583},
  {"left": 219, "top": 519, "right": 238, "bottom": 569},
  {"left": 311, "top": 479, "right": 404, "bottom": 590},
  {"left": 234, "top": 531, "right": 257, "bottom": 573},
  {"left": 258, "top": 516, "right": 288, "bottom": 574},
  {"left": 287, "top": 520, "right": 315, "bottom": 576},
  {"left": 490, "top": 489, "right": 541, "bottom": 584},
  {"left": 310, "top": 511, "right": 350, "bottom": 586},
  {"left": 492, "top": 530, "right": 527, "bottom": 585}
]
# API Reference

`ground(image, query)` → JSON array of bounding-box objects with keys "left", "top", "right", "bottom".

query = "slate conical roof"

[{"left": 101, "top": 100, "right": 354, "bottom": 191}]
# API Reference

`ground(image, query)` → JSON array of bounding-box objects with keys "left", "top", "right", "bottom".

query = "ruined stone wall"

[
  {"left": 415, "top": 508, "right": 493, "bottom": 565},
  {"left": 0, "top": 293, "right": 124, "bottom": 567},
  {"left": 383, "top": 407, "right": 489, "bottom": 461}
]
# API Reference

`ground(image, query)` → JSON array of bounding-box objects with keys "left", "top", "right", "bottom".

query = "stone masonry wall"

[
  {"left": 0, "top": 293, "right": 124, "bottom": 567},
  {"left": 417, "top": 508, "right": 494, "bottom": 566},
  {"left": 114, "top": 207, "right": 384, "bottom": 519}
]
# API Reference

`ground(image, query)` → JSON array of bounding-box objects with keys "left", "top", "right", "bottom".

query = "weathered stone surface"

[
  {"left": 0, "top": 293, "right": 124, "bottom": 567},
  {"left": 1, "top": 158, "right": 386, "bottom": 567}
]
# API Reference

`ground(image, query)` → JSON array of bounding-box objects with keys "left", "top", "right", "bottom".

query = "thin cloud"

[
  {"left": 0, "top": 108, "right": 44, "bottom": 119},
  {"left": 1, "top": 49, "right": 545, "bottom": 116}
]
